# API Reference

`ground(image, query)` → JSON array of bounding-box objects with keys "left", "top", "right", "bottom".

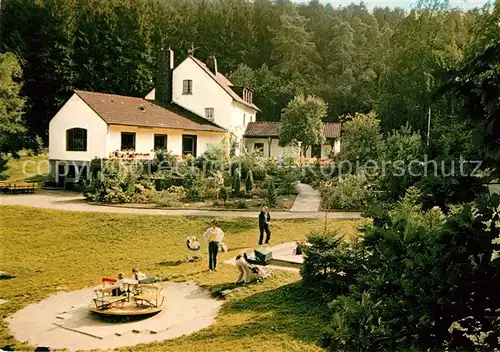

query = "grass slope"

[
  {"left": 0, "top": 206, "right": 360, "bottom": 351},
  {"left": 3, "top": 154, "right": 49, "bottom": 183}
]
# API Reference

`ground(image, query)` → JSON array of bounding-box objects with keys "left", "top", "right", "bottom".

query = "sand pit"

[{"left": 8, "top": 282, "right": 222, "bottom": 351}]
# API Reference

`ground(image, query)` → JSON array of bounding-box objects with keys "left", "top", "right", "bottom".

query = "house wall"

[
  {"left": 230, "top": 102, "right": 256, "bottom": 141},
  {"left": 106, "top": 125, "right": 225, "bottom": 157},
  {"left": 333, "top": 138, "right": 341, "bottom": 154},
  {"left": 172, "top": 58, "right": 233, "bottom": 130},
  {"left": 48, "top": 93, "right": 108, "bottom": 162},
  {"left": 244, "top": 138, "right": 341, "bottom": 159},
  {"left": 244, "top": 138, "right": 302, "bottom": 158}
]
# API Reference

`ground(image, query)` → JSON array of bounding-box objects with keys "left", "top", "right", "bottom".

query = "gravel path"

[
  {"left": 290, "top": 183, "right": 321, "bottom": 212},
  {"left": 0, "top": 190, "right": 361, "bottom": 220}
]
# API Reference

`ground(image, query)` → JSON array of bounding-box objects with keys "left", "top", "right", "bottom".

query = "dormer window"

[
  {"left": 205, "top": 108, "right": 214, "bottom": 121},
  {"left": 183, "top": 79, "right": 192, "bottom": 94},
  {"left": 242, "top": 87, "right": 253, "bottom": 104}
]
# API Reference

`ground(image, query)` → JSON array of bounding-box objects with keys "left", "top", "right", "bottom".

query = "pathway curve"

[
  {"left": 0, "top": 190, "right": 361, "bottom": 220},
  {"left": 290, "top": 183, "right": 321, "bottom": 212}
]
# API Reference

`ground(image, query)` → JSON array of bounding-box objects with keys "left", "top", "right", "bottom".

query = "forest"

[{"left": 0, "top": 0, "right": 495, "bottom": 143}]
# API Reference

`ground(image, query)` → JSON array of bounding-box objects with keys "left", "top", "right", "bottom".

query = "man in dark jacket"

[{"left": 258, "top": 206, "right": 271, "bottom": 245}]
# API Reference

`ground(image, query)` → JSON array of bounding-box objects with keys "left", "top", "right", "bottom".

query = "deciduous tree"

[{"left": 279, "top": 94, "right": 326, "bottom": 155}]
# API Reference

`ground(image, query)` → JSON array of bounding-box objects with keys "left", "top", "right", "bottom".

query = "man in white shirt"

[{"left": 202, "top": 219, "right": 225, "bottom": 272}]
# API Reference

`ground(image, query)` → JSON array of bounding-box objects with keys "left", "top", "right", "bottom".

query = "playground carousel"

[{"left": 89, "top": 277, "right": 164, "bottom": 317}]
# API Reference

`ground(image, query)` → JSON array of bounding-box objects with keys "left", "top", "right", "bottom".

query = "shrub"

[
  {"left": 317, "top": 191, "right": 500, "bottom": 351},
  {"left": 219, "top": 186, "right": 231, "bottom": 203},
  {"left": 248, "top": 186, "right": 265, "bottom": 198},
  {"left": 129, "top": 188, "right": 157, "bottom": 204},
  {"left": 263, "top": 158, "right": 279, "bottom": 176},
  {"left": 30, "top": 135, "right": 45, "bottom": 156},
  {"left": 299, "top": 164, "right": 332, "bottom": 187},
  {"left": 84, "top": 160, "right": 139, "bottom": 203},
  {"left": 301, "top": 232, "right": 366, "bottom": 296},
  {"left": 251, "top": 166, "right": 267, "bottom": 181},
  {"left": 274, "top": 167, "right": 299, "bottom": 195},
  {"left": 235, "top": 200, "right": 249, "bottom": 209},
  {"left": 153, "top": 171, "right": 185, "bottom": 190},
  {"left": 193, "top": 142, "right": 226, "bottom": 172},
  {"left": 321, "top": 174, "right": 374, "bottom": 211},
  {"left": 209, "top": 170, "right": 225, "bottom": 200},
  {"left": 185, "top": 172, "right": 208, "bottom": 201},
  {"left": 151, "top": 150, "right": 177, "bottom": 174}
]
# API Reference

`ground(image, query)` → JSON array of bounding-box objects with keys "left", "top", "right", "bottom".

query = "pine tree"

[
  {"left": 0, "top": 53, "right": 27, "bottom": 179},
  {"left": 245, "top": 169, "right": 255, "bottom": 193},
  {"left": 232, "top": 169, "right": 241, "bottom": 197},
  {"left": 266, "top": 178, "right": 277, "bottom": 208}
]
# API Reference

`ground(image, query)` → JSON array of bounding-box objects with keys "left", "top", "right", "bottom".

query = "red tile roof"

[
  {"left": 189, "top": 56, "right": 260, "bottom": 111},
  {"left": 244, "top": 122, "right": 341, "bottom": 138},
  {"left": 75, "top": 90, "right": 226, "bottom": 133}
]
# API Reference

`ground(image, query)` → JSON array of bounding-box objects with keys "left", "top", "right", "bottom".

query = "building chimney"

[
  {"left": 155, "top": 47, "right": 174, "bottom": 104},
  {"left": 206, "top": 55, "right": 218, "bottom": 75}
]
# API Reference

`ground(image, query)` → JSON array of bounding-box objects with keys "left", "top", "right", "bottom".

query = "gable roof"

[
  {"left": 75, "top": 90, "right": 226, "bottom": 133},
  {"left": 244, "top": 122, "right": 341, "bottom": 138},
  {"left": 188, "top": 56, "right": 260, "bottom": 112}
]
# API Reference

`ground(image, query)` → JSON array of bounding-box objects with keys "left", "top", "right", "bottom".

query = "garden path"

[
  {"left": 0, "top": 190, "right": 361, "bottom": 219},
  {"left": 290, "top": 183, "right": 321, "bottom": 212}
]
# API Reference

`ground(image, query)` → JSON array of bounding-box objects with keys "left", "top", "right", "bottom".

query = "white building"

[
  {"left": 244, "top": 122, "right": 341, "bottom": 159},
  {"left": 48, "top": 49, "right": 259, "bottom": 183}
]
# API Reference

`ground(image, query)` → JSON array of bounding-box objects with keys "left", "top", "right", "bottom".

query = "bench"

[
  {"left": 133, "top": 284, "right": 164, "bottom": 308},
  {"left": 93, "top": 285, "right": 127, "bottom": 310},
  {"left": 0, "top": 183, "right": 37, "bottom": 194}
]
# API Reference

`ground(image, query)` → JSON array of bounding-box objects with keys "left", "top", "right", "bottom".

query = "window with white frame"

[
  {"left": 243, "top": 113, "right": 246, "bottom": 126},
  {"left": 205, "top": 108, "right": 214, "bottom": 120}
]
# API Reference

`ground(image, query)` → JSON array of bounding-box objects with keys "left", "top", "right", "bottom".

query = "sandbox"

[{"left": 8, "top": 281, "right": 222, "bottom": 351}]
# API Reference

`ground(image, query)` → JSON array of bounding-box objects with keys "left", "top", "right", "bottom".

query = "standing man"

[
  {"left": 203, "top": 219, "right": 225, "bottom": 272},
  {"left": 258, "top": 206, "right": 271, "bottom": 245}
]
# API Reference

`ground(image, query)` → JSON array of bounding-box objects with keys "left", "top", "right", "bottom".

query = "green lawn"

[
  {"left": 3, "top": 154, "right": 49, "bottom": 183},
  {"left": 0, "top": 206, "right": 360, "bottom": 351}
]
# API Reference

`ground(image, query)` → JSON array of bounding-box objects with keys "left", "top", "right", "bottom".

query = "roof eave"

[{"left": 108, "top": 122, "right": 226, "bottom": 134}]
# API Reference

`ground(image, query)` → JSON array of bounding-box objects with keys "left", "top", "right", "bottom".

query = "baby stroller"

[
  {"left": 243, "top": 253, "right": 272, "bottom": 281},
  {"left": 186, "top": 236, "right": 203, "bottom": 262}
]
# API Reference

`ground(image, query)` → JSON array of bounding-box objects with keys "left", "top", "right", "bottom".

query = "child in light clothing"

[{"left": 235, "top": 253, "right": 252, "bottom": 284}]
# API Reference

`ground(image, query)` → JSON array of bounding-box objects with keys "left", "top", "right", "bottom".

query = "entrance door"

[
  {"left": 182, "top": 135, "right": 197, "bottom": 157},
  {"left": 312, "top": 144, "right": 321, "bottom": 158}
]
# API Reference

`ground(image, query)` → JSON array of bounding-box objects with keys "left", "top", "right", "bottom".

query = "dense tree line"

[{"left": 0, "top": 0, "right": 493, "bottom": 142}]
